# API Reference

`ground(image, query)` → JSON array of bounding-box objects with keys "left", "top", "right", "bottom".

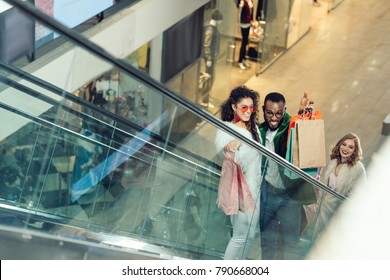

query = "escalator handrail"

[{"left": 5, "top": 0, "right": 346, "bottom": 201}]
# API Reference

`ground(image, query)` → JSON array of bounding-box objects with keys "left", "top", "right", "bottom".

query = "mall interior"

[{"left": 0, "top": 0, "right": 390, "bottom": 260}]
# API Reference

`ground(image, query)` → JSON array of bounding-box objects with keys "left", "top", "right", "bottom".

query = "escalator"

[
  {"left": 0, "top": 61, "right": 224, "bottom": 259},
  {"left": 0, "top": 0, "right": 346, "bottom": 260}
]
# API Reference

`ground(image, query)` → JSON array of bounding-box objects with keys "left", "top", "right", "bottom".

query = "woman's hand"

[
  {"left": 314, "top": 167, "right": 323, "bottom": 181},
  {"left": 225, "top": 140, "right": 241, "bottom": 153}
]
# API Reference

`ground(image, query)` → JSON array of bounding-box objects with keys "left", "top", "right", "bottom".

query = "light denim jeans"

[{"left": 224, "top": 201, "right": 260, "bottom": 260}]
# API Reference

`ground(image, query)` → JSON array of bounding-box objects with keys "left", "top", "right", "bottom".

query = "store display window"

[{"left": 76, "top": 67, "right": 149, "bottom": 129}]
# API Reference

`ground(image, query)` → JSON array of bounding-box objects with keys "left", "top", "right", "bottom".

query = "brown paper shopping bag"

[{"left": 293, "top": 119, "right": 326, "bottom": 169}]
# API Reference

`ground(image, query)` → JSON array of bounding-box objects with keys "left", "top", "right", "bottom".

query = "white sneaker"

[
  {"left": 238, "top": 62, "right": 246, "bottom": 70},
  {"left": 243, "top": 60, "right": 251, "bottom": 67}
]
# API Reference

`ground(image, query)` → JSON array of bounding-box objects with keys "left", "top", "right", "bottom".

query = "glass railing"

[
  {"left": 0, "top": 0, "right": 346, "bottom": 260},
  {"left": 0, "top": 78, "right": 223, "bottom": 258}
]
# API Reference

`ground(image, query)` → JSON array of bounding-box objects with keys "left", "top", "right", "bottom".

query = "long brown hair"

[
  {"left": 330, "top": 133, "right": 363, "bottom": 166},
  {"left": 220, "top": 85, "right": 260, "bottom": 143}
]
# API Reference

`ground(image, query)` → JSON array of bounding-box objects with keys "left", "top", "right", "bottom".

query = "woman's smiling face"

[
  {"left": 232, "top": 97, "right": 254, "bottom": 122},
  {"left": 339, "top": 139, "right": 355, "bottom": 160}
]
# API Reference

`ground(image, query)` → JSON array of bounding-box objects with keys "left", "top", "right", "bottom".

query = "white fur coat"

[
  {"left": 313, "top": 158, "right": 366, "bottom": 239},
  {"left": 323, "top": 159, "right": 366, "bottom": 197},
  {"left": 215, "top": 121, "right": 262, "bottom": 198}
]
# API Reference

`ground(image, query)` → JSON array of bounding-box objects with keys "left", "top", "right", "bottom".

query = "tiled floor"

[{"left": 209, "top": 0, "right": 390, "bottom": 168}]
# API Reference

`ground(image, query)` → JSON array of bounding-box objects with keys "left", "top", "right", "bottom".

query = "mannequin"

[
  {"left": 203, "top": 10, "right": 223, "bottom": 85},
  {"left": 237, "top": 0, "right": 254, "bottom": 70},
  {"left": 200, "top": 10, "right": 223, "bottom": 106}
]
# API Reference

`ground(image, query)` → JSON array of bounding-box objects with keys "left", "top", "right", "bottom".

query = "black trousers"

[{"left": 239, "top": 27, "right": 250, "bottom": 63}]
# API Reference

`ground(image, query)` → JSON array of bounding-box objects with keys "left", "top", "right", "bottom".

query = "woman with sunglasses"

[{"left": 215, "top": 85, "right": 262, "bottom": 259}]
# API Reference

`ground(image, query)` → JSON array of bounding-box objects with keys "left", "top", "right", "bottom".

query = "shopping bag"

[
  {"left": 288, "top": 110, "right": 323, "bottom": 141},
  {"left": 285, "top": 127, "right": 294, "bottom": 164},
  {"left": 237, "top": 162, "right": 256, "bottom": 213},
  {"left": 293, "top": 119, "right": 326, "bottom": 169},
  {"left": 284, "top": 127, "right": 319, "bottom": 179},
  {"left": 217, "top": 151, "right": 255, "bottom": 215}
]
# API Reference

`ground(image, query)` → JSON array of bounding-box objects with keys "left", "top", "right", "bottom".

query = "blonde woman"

[{"left": 313, "top": 133, "right": 366, "bottom": 240}]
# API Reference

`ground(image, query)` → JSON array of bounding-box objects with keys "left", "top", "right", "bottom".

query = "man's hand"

[{"left": 206, "top": 60, "right": 212, "bottom": 67}]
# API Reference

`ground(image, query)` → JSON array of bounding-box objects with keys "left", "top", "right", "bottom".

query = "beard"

[{"left": 268, "top": 125, "right": 278, "bottom": 131}]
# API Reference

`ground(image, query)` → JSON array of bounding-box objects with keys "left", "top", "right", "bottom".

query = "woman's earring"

[{"left": 233, "top": 111, "right": 241, "bottom": 122}]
